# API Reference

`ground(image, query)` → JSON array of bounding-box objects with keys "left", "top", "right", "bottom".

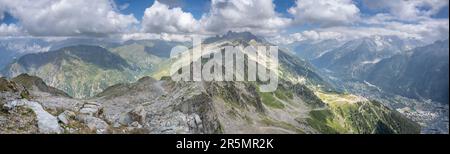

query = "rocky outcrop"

[
  {"left": 57, "top": 110, "right": 75, "bottom": 125},
  {"left": 3, "top": 99, "right": 62, "bottom": 134},
  {"left": 79, "top": 102, "right": 103, "bottom": 117},
  {"left": 205, "top": 81, "right": 266, "bottom": 113},
  {"left": 1, "top": 68, "right": 422, "bottom": 134},
  {"left": 75, "top": 115, "right": 109, "bottom": 134},
  {"left": 11, "top": 74, "right": 71, "bottom": 98}
]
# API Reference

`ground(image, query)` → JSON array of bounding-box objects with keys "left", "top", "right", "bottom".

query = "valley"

[{"left": 291, "top": 36, "right": 449, "bottom": 134}]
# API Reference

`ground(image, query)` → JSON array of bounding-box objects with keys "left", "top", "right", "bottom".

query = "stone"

[
  {"left": 129, "top": 106, "right": 146, "bottom": 125},
  {"left": 79, "top": 102, "right": 102, "bottom": 117},
  {"left": 3, "top": 99, "right": 25, "bottom": 111},
  {"left": 79, "top": 108, "right": 98, "bottom": 116},
  {"left": 130, "top": 121, "right": 142, "bottom": 128},
  {"left": 194, "top": 114, "right": 202, "bottom": 126},
  {"left": 58, "top": 110, "right": 75, "bottom": 125},
  {"left": 57, "top": 114, "right": 69, "bottom": 125},
  {"left": 4, "top": 99, "right": 62, "bottom": 134},
  {"left": 76, "top": 115, "right": 109, "bottom": 134},
  {"left": 117, "top": 106, "right": 147, "bottom": 127},
  {"left": 118, "top": 113, "right": 133, "bottom": 126}
]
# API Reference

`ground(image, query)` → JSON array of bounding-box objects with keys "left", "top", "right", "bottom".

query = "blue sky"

[{"left": 1, "top": 0, "right": 449, "bottom": 43}]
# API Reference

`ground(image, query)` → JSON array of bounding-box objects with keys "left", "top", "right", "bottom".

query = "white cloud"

[
  {"left": 363, "top": 0, "right": 449, "bottom": 21},
  {"left": 271, "top": 0, "right": 448, "bottom": 45},
  {"left": 120, "top": 32, "right": 206, "bottom": 42},
  {"left": 268, "top": 33, "right": 310, "bottom": 45},
  {"left": 120, "top": 33, "right": 161, "bottom": 41},
  {"left": 141, "top": 1, "right": 201, "bottom": 34},
  {"left": 200, "top": 0, "right": 291, "bottom": 36},
  {"left": 1, "top": 0, "right": 447, "bottom": 45},
  {"left": 118, "top": 3, "right": 130, "bottom": 11},
  {"left": 316, "top": 27, "right": 417, "bottom": 40},
  {"left": 270, "top": 17, "right": 449, "bottom": 45},
  {"left": 141, "top": 0, "right": 291, "bottom": 36},
  {"left": 306, "top": 19, "right": 448, "bottom": 44},
  {"left": 384, "top": 19, "right": 449, "bottom": 42},
  {"left": 268, "top": 30, "right": 344, "bottom": 44},
  {"left": 0, "top": 23, "right": 23, "bottom": 36},
  {"left": 0, "top": 0, "right": 138, "bottom": 36},
  {"left": 288, "top": 0, "right": 360, "bottom": 26}
]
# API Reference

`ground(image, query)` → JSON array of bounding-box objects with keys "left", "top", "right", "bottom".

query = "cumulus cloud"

[
  {"left": 268, "top": 30, "right": 345, "bottom": 44},
  {"left": 120, "top": 32, "right": 200, "bottom": 42},
  {"left": 288, "top": 0, "right": 360, "bottom": 26},
  {"left": 1, "top": 0, "right": 448, "bottom": 44},
  {"left": 200, "top": 0, "right": 291, "bottom": 36},
  {"left": 0, "top": 23, "right": 23, "bottom": 36},
  {"left": 0, "top": 0, "right": 138, "bottom": 36},
  {"left": 118, "top": 3, "right": 130, "bottom": 11},
  {"left": 363, "top": 0, "right": 449, "bottom": 21},
  {"left": 270, "top": 18, "right": 448, "bottom": 45},
  {"left": 141, "top": 1, "right": 201, "bottom": 34},
  {"left": 269, "top": 0, "right": 448, "bottom": 45},
  {"left": 384, "top": 19, "right": 449, "bottom": 42},
  {"left": 305, "top": 19, "right": 448, "bottom": 44},
  {"left": 141, "top": 0, "right": 291, "bottom": 36}
]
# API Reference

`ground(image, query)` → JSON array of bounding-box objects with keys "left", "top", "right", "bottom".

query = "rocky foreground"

[{"left": 0, "top": 74, "right": 420, "bottom": 134}]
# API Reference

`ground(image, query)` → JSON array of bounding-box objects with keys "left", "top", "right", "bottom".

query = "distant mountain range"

[
  {"left": 1, "top": 39, "right": 187, "bottom": 98},
  {"left": 2, "top": 45, "right": 135, "bottom": 98},
  {"left": 289, "top": 35, "right": 448, "bottom": 105},
  {"left": 287, "top": 36, "right": 448, "bottom": 133},
  {"left": 364, "top": 39, "right": 449, "bottom": 104},
  {"left": 0, "top": 38, "right": 51, "bottom": 70},
  {"left": 311, "top": 36, "right": 423, "bottom": 78},
  {"left": 0, "top": 32, "right": 421, "bottom": 134}
]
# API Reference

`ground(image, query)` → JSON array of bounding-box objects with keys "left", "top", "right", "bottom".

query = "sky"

[{"left": 0, "top": 0, "right": 449, "bottom": 44}]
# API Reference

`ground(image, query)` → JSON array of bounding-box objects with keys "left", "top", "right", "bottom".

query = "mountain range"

[
  {"left": 288, "top": 36, "right": 449, "bottom": 133},
  {"left": 364, "top": 39, "right": 449, "bottom": 104},
  {"left": 0, "top": 32, "right": 422, "bottom": 134}
]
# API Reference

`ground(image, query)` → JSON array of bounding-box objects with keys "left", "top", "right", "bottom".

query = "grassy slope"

[{"left": 308, "top": 91, "right": 421, "bottom": 134}]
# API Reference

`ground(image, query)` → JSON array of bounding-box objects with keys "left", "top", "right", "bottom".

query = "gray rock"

[
  {"left": 57, "top": 114, "right": 69, "bottom": 125},
  {"left": 129, "top": 106, "right": 146, "bottom": 125},
  {"left": 4, "top": 99, "right": 62, "bottom": 134},
  {"left": 116, "top": 106, "right": 147, "bottom": 127},
  {"left": 118, "top": 112, "right": 133, "bottom": 126},
  {"left": 79, "top": 102, "right": 102, "bottom": 117},
  {"left": 58, "top": 110, "right": 75, "bottom": 125},
  {"left": 130, "top": 121, "right": 142, "bottom": 128},
  {"left": 76, "top": 115, "right": 109, "bottom": 134}
]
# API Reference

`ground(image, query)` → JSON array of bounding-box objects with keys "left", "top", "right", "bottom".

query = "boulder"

[
  {"left": 76, "top": 115, "right": 109, "bottom": 134},
  {"left": 3, "top": 99, "right": 62, "bottom": 134},
  {"left": 117, "top": 106, "right": 147, "bottom": 127},
  {"left": 79, "top": 102, "right": 102, "bottom": 117},
  {"left": 58, "top": 110, "right": 76, "bottom": 125},
  {"left": 129, "top": 106, "right": 146, "bottom": 125}
]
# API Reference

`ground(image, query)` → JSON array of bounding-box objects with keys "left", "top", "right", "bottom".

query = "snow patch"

[
  {"left": 361, "top": 58, "right": 382, "bottom": 65},
  {"left": 363, "top": 80, "right": 382, "bottom": 92}
]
